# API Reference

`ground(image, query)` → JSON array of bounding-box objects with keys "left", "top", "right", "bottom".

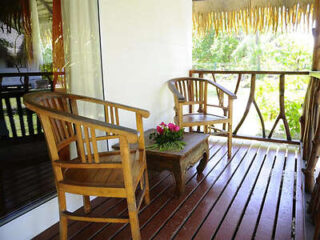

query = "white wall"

[
  {"left": 99, "top": 0, "right": 192, "bottom": 128},
  {"left": 0, "top": 0, "right": 192, "bottom": 239},
  {"left": 0, "top": 194, "right": 88, "bottom": 240}
]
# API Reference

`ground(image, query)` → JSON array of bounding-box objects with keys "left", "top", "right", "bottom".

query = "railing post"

[
  {"left": 24, "top": 74, "right": 29, "bottom": 92},
  {"left": 233, "top": 73, "right": 255, "bottom": 135},
  {"left": 268, "top": 74, "right": 291, "bottom": 141}
]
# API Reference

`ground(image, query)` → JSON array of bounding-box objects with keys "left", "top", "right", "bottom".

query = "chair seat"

[
  {"left": 175, "top": 113, "right": 228, "bottom": 126},
  {"left": 62, "top": 150, "right": 140, "bottom": 188}
]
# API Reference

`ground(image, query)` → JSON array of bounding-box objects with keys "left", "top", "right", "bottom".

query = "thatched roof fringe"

[{"left": 193, "top": 2, "right": 315, "bottom": 34}]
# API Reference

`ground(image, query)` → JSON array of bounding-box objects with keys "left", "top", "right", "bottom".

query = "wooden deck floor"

[{"left": 34, "top": 138, "right": 305, "bottom": 240}]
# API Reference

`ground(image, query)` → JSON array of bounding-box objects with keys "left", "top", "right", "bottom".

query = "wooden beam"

[{"left": 304, "top": 0, "right": 320, "bottom": 193}]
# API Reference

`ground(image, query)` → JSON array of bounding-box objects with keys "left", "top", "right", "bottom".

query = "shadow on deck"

[{"left": 34, "top": 137, "right": 305, "bottom": 240}]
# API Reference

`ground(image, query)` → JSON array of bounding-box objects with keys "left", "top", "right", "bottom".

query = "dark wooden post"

[
  {"left": 304, "top": 0, "right": 320, "bottom": 193},
  {"left": 0, "top": 76, "right": 9, "bottom": 138}
]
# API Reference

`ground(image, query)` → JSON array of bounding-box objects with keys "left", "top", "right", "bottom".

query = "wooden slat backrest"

[
  {"left": 174, "top": 79, "right": 207, "bottom": 104},
  {"left": 105, "top": 104, "right": 120, "bottom": 126},
  {"left": 169, "top": 77, "right": 236, "bottom": 115},
  {"left": 173, "top": 78, "right": 208, "bottom": 115},
  {"left": 23, "top": 92, "right": 145, "bottom": 165},
  {"left": 35, "top": 94, "right": 105, "bottom": 164}
]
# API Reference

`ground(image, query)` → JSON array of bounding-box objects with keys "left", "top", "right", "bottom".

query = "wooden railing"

[
  {"left": 0, "top": 72, "right": 62, "bottom": 139},
  {"left": 190, "top": 70, "right": 310, "bottom": 144}
]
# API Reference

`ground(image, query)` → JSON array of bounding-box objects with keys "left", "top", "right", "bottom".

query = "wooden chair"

[
  {"left": 23, "top": 92, "right": 150, "bottom": 240},
  {"left": 168, "top": 77, "right": 237, "bottom": 158}
]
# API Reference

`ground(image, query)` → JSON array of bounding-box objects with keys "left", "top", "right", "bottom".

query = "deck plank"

[
  {"left": 33, "top": 139, "right": 305, "bottom": 240},
  {"left": 254, "top": 146, "right": 287, "bottom": 240},
  {"left": 193, "top": 143, "right": 262, "bottom": 240},
  {"left": 70, "top": 141, "right": 218, "bottom": 240},
  {"left": 173, "top": 142, "right": 255, "bottom": 240},
  {"left": 274, "top": 147, "right": 296, "bottom": 240},
  {"left": 110, "top": 142, "right": 225, "bottom": 240},
  {"left": 213, "top": 145, "right": 269, "bottom": 239},
  {"left": 91, "top": 142, "right": 222, "bottom": 240},
  {"left": 137, "top": 144, "right": 233, "bottom": 240},
  {"left": 234, "top": 146, "right": 277, "bottom": 240},
  {"left": 295, "top": 149, "right": 305, "bottom": 240}
]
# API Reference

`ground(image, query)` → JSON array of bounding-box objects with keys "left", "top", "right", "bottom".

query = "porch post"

[{"left": 304, "top": 0, "right": 320, "bottom": 193}]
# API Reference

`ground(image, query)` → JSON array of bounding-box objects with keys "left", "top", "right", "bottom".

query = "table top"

[{"left": 113, "top": 129, "right": 209, "bottom": 157}]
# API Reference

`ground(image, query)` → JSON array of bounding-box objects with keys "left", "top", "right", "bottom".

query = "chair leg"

[
  {"left": 59, "top": 215, "right": 68, "bottom": 240},
  {"left": 127, "top": 197, "right": 141, "bottom": 240},
  {"left": 144, "top": 169, "right": 150, "bottom": 205},
  {"left": 83, "top": 195, "right": 91, "bottom": 214},
  {"left": 58, "top": 190, "right": 67, "bottom": 240},
  {"left": 227, "top": 123, "right": 232, "bottom": 159}
]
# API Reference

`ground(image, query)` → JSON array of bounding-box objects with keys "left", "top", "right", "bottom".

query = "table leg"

[
  {"left": 173, "top": 164, "right": 185, "bottom": 195},
  {"left": 197, "top": 142, "right": 209, "bottom": 174}
]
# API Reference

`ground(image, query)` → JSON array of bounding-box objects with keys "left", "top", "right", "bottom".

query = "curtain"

[
  {"left": 61, "top": 0, "right": 104, "bottom": 122},
  {"left": 61, "top": 0, "right": 103, "bottom": 100},
  {"left": 30, "top": 0, "right": 43, "bottom": 70},
  {"left": 61, "top": 0, "right": 105, "bottom": 154}
]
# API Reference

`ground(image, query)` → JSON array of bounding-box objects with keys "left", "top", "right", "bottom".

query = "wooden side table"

[{"left": 113, "top": 129, "right": 209, "bottom": 195}]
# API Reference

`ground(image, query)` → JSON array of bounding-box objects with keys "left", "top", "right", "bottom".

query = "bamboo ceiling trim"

[{"left": 193, "top": 0, "right": 315, "bottom": 34}]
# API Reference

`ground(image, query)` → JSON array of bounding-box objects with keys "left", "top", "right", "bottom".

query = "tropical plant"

[{"left": 148, "top": 122, "right": 186, "bottom": 151}]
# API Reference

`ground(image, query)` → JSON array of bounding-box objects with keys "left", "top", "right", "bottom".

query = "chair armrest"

[
  {"left": 206, "top": 79, "right": 237, "bottom": 99},
  {"left": 53, "top": 161, "right": 122, "bottom": 169},
  {"left": 168, "top": 80, "right": 185, "bottom": 102}
]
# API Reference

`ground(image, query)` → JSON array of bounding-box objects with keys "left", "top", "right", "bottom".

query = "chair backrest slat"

[
  {"left": 90, "top": 128, "right": 100, "bottom": 163},
  {"left": 104, "top": 105, "right": 120, "bottom": 128},
  {"left": 174, "top": 79, "right": 207, "bottom": 105},
  {"left": 75, "top": 124, "right": 86, "bottom": 163},
  {"left": 115, "top": 107, "right": 119, "bottom": 125},
  {"left": 104, "top": 105, "right": 109, "bottom": 124},
  {"left": 83, "top": 126, "right": 92, "bottom": 163},
  {"left": 54, "top": 98, "right": 70, "bottom": 139},
  {"left": 195, "top": 80, "right": 199, "bottom": 101},
  {"left": 110, "top": 106, "right": 115, "bottom": 124}
]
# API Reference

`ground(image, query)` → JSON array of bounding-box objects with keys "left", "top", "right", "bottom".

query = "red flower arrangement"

[{"left": 148, "top": 122, "right": 185, "bottom": 151}]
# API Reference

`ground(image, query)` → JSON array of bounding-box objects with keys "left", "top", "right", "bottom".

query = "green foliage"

[
  {"left": 193, "top": 30, "right": 312, "bottom": 71},
  {"left": 147, "top": 141, "right": 186, "bottom": 152},
  {"left": 148, "top": 123, "right": 186, "bottom": 151},
  {"left": 193, "top": 30, "right": 240, "bottom": 69},
  {"left": 256, "top": 79, "right": 278, "bottom": 121},
  {"left": 42, "top": 47, "right": 53, "bottom": 65},
  {"left": 193, "top": 30, "right": 312, "bottom": 139},
  {"left": 39, "top": 46, "right": 53, "bottom": 80},
  {"left": 283, "top": 99, "right": 302, "bottom": 137},
  {"left": 255, "top": 77, "right": 305, "bottom": 138},
  {"left": 40, "top": 63, "right": 52, "bottom": 72}
]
